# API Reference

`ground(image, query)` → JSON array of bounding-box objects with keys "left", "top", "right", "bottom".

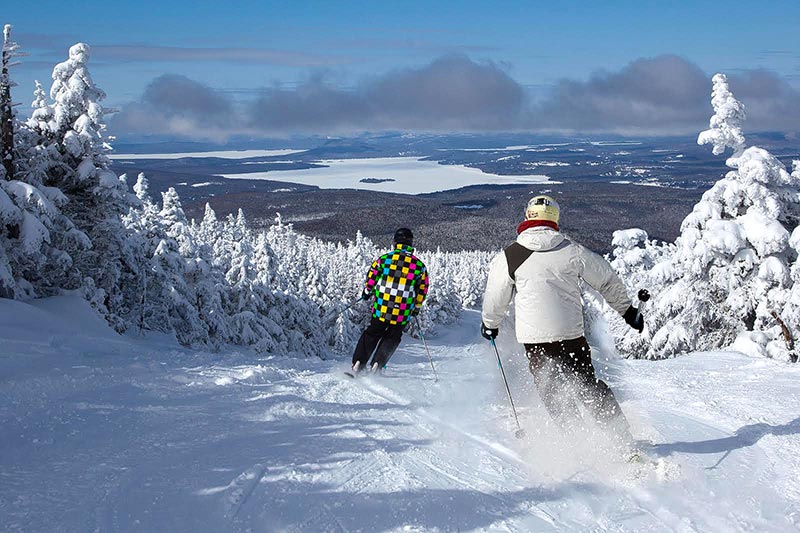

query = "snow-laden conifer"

[
  {"left": 696, "top": 73, "right": 746, "bottom": 158},
  {"left": 1, "top": 24, "right": 23, "bottom": 181},
  {"left": 0, "top": 26, "right": 80, "bottom": 299},
  {"left": 41, "top": 42, "right": 140, "bottom": 329},
  {"left": 608, "top": 74, "right": 800, "bottom": 361}
]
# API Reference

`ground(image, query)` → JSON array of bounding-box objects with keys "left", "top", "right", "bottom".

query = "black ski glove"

[
  {"left": 411, "top": 307, "right": 420, "bottom": 317},
  {"left": 623, "top": 305, "right": 644, "bottom": 333},
  {"left": 481, "top": 322, "right": 498, "bottom": 340},
  {"left": 361, "top": 291, "right": 372, "bottom": 301}
]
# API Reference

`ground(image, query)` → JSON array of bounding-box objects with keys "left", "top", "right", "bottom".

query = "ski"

[
  {"left": 343, "top": 361, "right": 386, "bottom": 379},
  {"left": 344, "top": 361, "right": 361, "bottom": 379}
]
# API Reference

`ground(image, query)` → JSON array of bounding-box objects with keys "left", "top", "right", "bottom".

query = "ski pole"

[
  {"left": 489, "top": 338, "right": 525, "bottom": 439},
  {"left": 414, "top": 316, "right": 439, "bottom": 382},
  {"left": 322, "top": 297, "right": 362, "bottom": 325}
]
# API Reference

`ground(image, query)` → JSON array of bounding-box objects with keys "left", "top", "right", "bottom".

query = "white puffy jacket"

[{"left": 482, "top": 227, "right": 631, "bottom": 344}]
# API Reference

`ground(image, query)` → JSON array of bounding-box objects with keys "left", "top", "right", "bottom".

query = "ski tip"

[{"left": 343, "top": 371, "right": 356, "bottom": 379}]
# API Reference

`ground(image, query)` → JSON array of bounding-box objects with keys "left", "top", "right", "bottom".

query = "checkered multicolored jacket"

[{"left": 363, "top": 243, "right": 429, "bottom": 325}]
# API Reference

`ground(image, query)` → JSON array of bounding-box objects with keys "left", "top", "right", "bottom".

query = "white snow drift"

[{"left": 1, "top": 297, "right": 798, "bottom": 531}]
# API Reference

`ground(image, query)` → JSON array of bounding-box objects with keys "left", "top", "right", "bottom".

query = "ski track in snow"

[{"left": 1, "top": 298, "right": 799, "bottom": 532}]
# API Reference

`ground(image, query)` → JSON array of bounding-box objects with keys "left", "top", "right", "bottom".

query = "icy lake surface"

[
  {"left": 110, "top": 149, "right": 306, "bottom": 160},
  {"left": 221, "top": 156, "right": 552, "bottom": 194}
]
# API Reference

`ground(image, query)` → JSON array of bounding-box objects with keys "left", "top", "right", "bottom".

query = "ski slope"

[{"left": 1, "top": 296, "right": 799, "bottom": 532}]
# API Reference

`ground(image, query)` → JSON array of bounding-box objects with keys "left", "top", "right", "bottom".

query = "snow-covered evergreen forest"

[
  {"left": 2, "top": 26, "right": 799, "bottom": 363},
  {"left": 0, "top": 27, "right": 490, "bottom": 357}
]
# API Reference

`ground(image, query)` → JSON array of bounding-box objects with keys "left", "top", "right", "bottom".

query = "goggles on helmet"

[{"left": 528, "top": 196, "right": 559, "bottom": 210}]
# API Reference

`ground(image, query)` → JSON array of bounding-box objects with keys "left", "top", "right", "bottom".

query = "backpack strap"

[{"left": 504, "top": 242, "right": 535, "bottom": 282}]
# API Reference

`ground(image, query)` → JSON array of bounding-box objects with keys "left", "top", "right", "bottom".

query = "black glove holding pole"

[
  {"left": 623, "top": 289, "right": 650, "bottom": 333},
  {"left": 481, "top": 322, "right": 498, "bottom": 340},
  {"left": 623, "top": 306, "right": 644, "bottom": 332}
]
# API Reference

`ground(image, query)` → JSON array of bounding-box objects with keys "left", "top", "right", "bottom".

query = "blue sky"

[{"left": 5, "top": 0, "right": 800, "bottom": 138}]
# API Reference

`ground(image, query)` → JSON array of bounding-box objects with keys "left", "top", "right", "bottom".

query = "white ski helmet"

[{"left": 525, "top": 195, "right": 560, "bottom": 224}]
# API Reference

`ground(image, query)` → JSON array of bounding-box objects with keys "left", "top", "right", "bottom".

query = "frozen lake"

[
  {"left": 221, "top": 157, "right": 552, "bottom": 194},
  {"left": 110, "top": 149, "right": 306, "bottom": 160}
]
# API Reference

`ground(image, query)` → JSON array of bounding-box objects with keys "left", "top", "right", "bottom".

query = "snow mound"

[{"left": 0, "top": 293, "right": 119, "bottom": 344}]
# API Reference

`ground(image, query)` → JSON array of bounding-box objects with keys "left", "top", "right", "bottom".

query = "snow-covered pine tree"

[
  {"left": 265, "top": 213, "right": 312, "bottom": 294},
  {"left": 615, "top": 73, "right": 800, "bottom": 360},
  {"left": 412, "top": 249, "right": 462, "bottom": 334},
  {"left": 0, "top": 24, "right": 23, "bottom": 297},
  {"left": 248, "top": 231, "right": 285, "bottom": 353},
  {"left": 1, "top": 24, "right": 22, "bottom": 181},
  {"left": 222, "top": 209, "right": 267, "bottom": 346},
  {"left": 315, "top": 232, "right": 375, "bottom": 352},
  {"left": 432, "top": 249, "right": 492, "bottom": 309},
  {"left": 29, "top": 81, "right": 51, "bottom": 130},
  {"left": 153, "top": 187, "right": 210, "bottom": 346},
  {"left": 0, "top": 25, "right": 80, "bottom": 300},
  {"left": 696, "top": 73, "right": 746, "bottom": 158},
  {"left": 44, "top": 42, "right": 139, "bottom": 329},
  {"left": 603, "top": 229, "right": 673, "bottom": 357},
  {"left": 195, "top": 203, "right": 223, "bottom": 263},
  {"left": 190, "top": 203, "right": 229, "bottom": 346},
  {"left": 0, "top": 179, "right": 20, "bottom": 297},
  {"left": 0, "top": 24, "right": 22, "bottom": 297},
  {"left": 122, "top": 173, "right": 172, "bottom": 334},
  {"left": 23, "top": 80, "right": 65, "bottom": 190},
  {"left": 776, "top": 160, "right": 800, "bottom": 362}
]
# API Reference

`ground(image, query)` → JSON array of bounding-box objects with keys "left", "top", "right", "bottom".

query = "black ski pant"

[
  {"left": 352, "top": 317, "right": 404, "bottom": 370},
  {"left": 524, "top": 337, "right": 629, "bottom": 433}
]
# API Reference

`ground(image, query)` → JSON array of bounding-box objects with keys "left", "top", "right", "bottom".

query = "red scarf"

[{"left": 517, "top": 219, "right": 559, "bottom": 234}]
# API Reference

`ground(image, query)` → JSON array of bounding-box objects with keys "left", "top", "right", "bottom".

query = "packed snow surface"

[
  {"left": 221, "top": 157, "right": 552, "bottom": 194},
  {"left": 1, "top": 296, "right": 799, "bottom": 531},
  {"left": 110, "top": 149, "right": 306, "bottom": 160}
]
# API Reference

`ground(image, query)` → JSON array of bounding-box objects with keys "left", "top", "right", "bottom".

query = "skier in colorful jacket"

[
  {"left": 481, "top": 195, "right": 645, "bottom": 441},
  {"left": 352, "top": 228, "right": 429, "bottom": 373}
]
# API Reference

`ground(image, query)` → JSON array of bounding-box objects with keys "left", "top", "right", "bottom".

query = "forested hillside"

[{"left": 2, "top": 26, "right": 799, "bottom": 362}]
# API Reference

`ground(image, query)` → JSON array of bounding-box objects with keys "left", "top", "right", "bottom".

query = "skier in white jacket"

[{"left": 481, "top": 195, "right": 644, "bottom": 438}]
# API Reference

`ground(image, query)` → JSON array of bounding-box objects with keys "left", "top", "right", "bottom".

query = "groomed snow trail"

[{"left": 1, "top": 298, "right": 799, "bottom": 532}]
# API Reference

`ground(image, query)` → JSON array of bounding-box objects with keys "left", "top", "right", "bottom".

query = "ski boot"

[{"left": 344, "top": 361, "right": 363, "bottom": 378}]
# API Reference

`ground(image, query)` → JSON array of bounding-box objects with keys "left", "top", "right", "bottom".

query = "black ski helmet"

[{"left": 393, "top": 227, "right": 414, "bottom": 246}]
